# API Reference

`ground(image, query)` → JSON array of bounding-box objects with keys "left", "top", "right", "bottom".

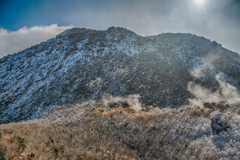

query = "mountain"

[{"left": 1, "top": 27, "right": 240, "bottom": 123}]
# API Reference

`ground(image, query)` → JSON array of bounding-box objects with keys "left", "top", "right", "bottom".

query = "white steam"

[
  {"left": 216, "top": 74, "right": 240, "bottom": 103},
  {"left": 188, "top": 73, "right": 240, "bottom": 106},
  {"left": 89, "top": 77, "right": 103, "bottom": 88},
  {"left": 102, "top": 94, "right": 143, "bottom": 112},
  {"left": 188, "top": 54, "right": 240, "bottom": 106},
  {"left": 190, "top": 54, "right": 219, "bottom": 78}
]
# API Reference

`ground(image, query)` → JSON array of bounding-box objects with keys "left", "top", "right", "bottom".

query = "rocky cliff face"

[{"left": 1, "top": 27, "right": 240, "bottom": 123}]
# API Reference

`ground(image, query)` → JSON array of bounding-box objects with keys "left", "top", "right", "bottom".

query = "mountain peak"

[
  {"left": 56, "top": 26, "right": 136, "bottom": 39},
  {"left": 107, "top": 26, "right": 134, "bottom": 32},
  {"left": 56, "top": 27, "right": 94, "bottom": 39},
  {"left": 0, "top": 27, "right": 240, "bottom": 123}
]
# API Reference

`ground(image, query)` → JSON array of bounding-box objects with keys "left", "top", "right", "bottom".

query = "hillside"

[
  {"left": 0, "top": 98, "right": 239, "bottom": 159},
  {"left": 0, "top": 27, "right": 240, "bottom": 124}
]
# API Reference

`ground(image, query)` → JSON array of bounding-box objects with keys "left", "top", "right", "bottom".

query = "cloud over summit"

[{"left": 0, "top": 24, "right": 73, "bottom": 58}]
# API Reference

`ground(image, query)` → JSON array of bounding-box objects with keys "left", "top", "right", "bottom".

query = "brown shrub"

[{"left": 0, "top": 100, "right": 239, "bottom": 159}]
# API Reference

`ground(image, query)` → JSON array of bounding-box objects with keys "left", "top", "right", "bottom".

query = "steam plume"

[{"left": 188, "top": 54, "right": 240, "bottom": 106}]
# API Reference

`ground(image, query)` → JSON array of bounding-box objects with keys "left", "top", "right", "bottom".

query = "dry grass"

[{"left": 0, "top": 99, "right": 240, "bottom": 159}]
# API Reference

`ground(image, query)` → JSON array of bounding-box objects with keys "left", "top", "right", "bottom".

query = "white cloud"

[{"left": 0, "top": 24, "right": 73, "bottom": 58}]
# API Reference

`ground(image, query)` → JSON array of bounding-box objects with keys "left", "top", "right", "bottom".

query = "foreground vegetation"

[{"left": 0, "top": 96, "right": 240, "bottom": 159}]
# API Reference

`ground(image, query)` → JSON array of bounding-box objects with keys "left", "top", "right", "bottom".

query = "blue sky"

[{"left": 0, "top": 0, "right": 240, "bottom": 57}]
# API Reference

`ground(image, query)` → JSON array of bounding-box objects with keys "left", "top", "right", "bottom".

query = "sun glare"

[{"left": 194, "top": 0, "right": 205, "bottom": 6}]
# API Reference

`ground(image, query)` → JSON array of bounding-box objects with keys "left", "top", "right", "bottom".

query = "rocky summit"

[{"left": 0, "top": 27, "right": 240, "bottom": 123}]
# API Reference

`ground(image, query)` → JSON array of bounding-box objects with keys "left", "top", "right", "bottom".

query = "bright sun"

[{"left": 194, "top": 0, "right": 205, "bottom": 6}]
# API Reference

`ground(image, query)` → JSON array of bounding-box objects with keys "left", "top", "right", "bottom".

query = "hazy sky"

[{"left": 0, "top": 0, "right": 240, "bottom": 57}]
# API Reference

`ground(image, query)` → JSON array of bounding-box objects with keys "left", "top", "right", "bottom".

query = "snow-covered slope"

[{"left": 1, "top": 27, "right": 240, "bottom": 123}]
